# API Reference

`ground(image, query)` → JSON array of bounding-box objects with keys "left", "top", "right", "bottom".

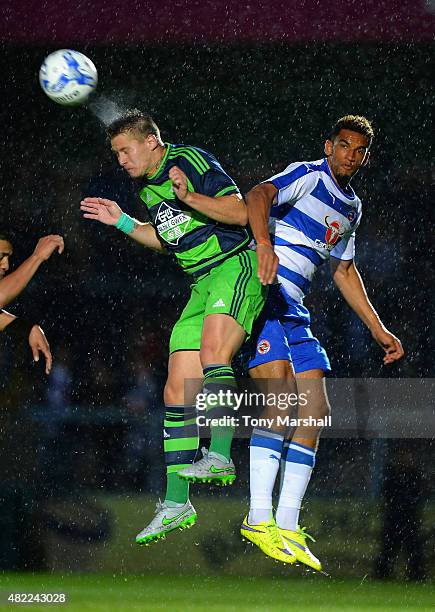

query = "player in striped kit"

[{"left": 240, "top": 116, "right": 404, "bottom": 569}]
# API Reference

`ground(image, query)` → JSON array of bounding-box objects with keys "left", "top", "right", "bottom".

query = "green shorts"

[{"left": 169, "top": 249, "right": 267, "bottom": 354}]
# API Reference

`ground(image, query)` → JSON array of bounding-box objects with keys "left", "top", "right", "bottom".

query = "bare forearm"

[
  {"left": 127, "top": 222, "right": 166, "bottom": 253},
  {"left": 0, "top": 310, "right": 16, "bottom": 332},
  {"left": 334, "top": 265, "right": 383, "bottom": 332},
  {"left": 246, "top": 185, "right": 274, "bottom": 244},
  {"left": 0, "top": 255, "right": 43, "bottom": 308},
  {"left": 81, "top": 198, "right": 165, "bottom": 252},
  {"left": 183, "top": 192, "right": 247, "bottom": 226},
  {"left": 246, "top": 183, "right": 279, "bottom": 284}
]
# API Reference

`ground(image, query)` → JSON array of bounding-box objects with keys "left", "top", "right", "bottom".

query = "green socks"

[
  {"left": 163, "top": 405, "right": 198, "bottom": 503},
  {"left": 203, "top": 364, "right": 237, "bottom": 461}
]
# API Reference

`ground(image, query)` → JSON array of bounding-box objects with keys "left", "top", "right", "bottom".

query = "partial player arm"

[
  {"left": 245, "top": 182, "right": 279, "bottom": 285},
  {"left": 0, "top": 235, "right": 64, "bottom": 308},
  {"left": 0, "top": 310, "right": 16, "bottom": 332},
  {"left": 80, "top": 198, "right": 166, "bottom": 252},
  {"left": 0, "top": 310, "right": 53, "bottom": 374},
  {"left": 169, "top": 166, "right": 247, "bottom": 226},
  {"left": 330, "top": 257, "right": 404, "bottom": 364}
]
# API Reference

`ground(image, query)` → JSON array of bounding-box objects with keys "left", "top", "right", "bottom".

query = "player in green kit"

[{"left": 81, "top": 111, "right": 267, "bottom": 546}]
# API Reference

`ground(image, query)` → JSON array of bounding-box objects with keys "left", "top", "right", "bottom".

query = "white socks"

[
  {"left": 276, "top": 442, "right": 316, "bottom": 531},
  {"left": 248, "top": 428, "right": 284, "bottom": 524}
]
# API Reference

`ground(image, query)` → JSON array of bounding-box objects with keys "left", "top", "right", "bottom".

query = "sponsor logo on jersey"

[
  {"left": 156, "top": 201, "right": 192, "bottom": 245},
  {"left": 257, "top": 339, "right": 271, "bottom": 354},
  {"left": 314, "top": 238, "right": 333, "bottom": 250},
  {"left": 314, "top": 218, "right": 348, "bottom": 251},
  {"left": 324, "top": 216, "right": 345, "bottom": 247}
]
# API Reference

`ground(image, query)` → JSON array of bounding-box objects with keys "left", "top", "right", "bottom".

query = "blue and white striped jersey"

[{"left": 266, "top": 157, "right": 362, "bottom": 303}]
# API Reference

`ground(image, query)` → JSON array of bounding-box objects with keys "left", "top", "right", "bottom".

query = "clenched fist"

[{"left": 33, "top": 235, "right": 64, "bottom": 262}]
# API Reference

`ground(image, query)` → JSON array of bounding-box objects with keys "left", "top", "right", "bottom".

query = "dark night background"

[{"left": 0, "top": 0, "right": 433, "bottom": 581}]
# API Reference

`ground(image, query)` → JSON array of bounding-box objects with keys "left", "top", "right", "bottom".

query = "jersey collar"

[{"left": 147, "top": 143, "right": 172, "bottom": 181}]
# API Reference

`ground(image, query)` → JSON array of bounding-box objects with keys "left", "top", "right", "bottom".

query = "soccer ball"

[{"left": 39, "top": 49, "right": 97, "bottom": 106}]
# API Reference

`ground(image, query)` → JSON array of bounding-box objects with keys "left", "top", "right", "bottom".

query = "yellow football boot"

[
  {"left": 241, "top": 516, "right": 296, "bottom": 564},
  {"left": 278, "top": 525, "right": 322, "bottom": 571}
]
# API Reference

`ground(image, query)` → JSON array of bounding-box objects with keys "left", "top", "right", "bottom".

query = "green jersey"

[{"left": 137, "top": 143, "right": 251, "bottom": 277}]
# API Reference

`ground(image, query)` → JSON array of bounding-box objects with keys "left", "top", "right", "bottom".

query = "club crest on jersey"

[
  {"left": 347, "top": 210, "right": 357, "bottom": 222},
  {"left": 155, "top": 201, "right": 192, "bottom": 245},
  {"left": 257, "top": 339, "right": 271, "bottom": 355}
]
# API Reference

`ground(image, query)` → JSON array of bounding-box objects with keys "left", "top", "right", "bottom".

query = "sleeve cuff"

[{"left": 214, "top": 185, "right": 240, "bottom": 198}]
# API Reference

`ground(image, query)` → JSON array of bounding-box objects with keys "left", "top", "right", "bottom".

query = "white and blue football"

[{"left": 39, "top": 49, "right": 97, "bottom": 106}]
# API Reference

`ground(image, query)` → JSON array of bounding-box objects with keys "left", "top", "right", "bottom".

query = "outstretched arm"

[
  {"left": 331, "top": 257, "right": 404, "bottom": 364},
  {"left": 245, "top": 182, "right": 279, "bottom": 285},
  {"left": 80, "top": 198, "right": 166, "bottom": 252},
  {"left": 0, "top": 235, "right": 64, "bottom": 308},
  {"left": 169, "top": 166, "right": 247, "bottom": 226},
  {"left": 0, "top": 311, "right": 53, "bottom": 374}
]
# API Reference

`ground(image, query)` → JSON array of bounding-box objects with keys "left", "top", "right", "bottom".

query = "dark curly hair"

[
  {"left": 0, "top": 231, "right": 13, "bottom": 245},
  {"left": 330, "top": 115, "right": 374, "bottom": 148}
]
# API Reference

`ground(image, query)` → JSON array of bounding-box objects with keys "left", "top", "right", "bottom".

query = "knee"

[
  {"left": 164, "top": 380, "right": 183, "bottom": 406},
  {"left": 199, "top": 343, "right": 230, "bottom": 368},
  {"left": 313, "top": 398, "right": 331, "bottom": 420},
  {"left": 299, "top": 397, "right": 330, "bottom": 420},
  {"left": 320, "top": 398, "right": 331, "bottom": 419}
]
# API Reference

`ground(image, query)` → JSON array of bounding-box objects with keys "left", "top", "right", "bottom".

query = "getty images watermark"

[
  {"left": 195, "top": 389, "right": 331, "bottom": 429},
  {"left": 187, "top": 379, "right": 435, "bottom": 439}
]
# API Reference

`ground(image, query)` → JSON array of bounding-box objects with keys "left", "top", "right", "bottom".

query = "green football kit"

[
  {"left": 137, "top": 142, "right": 267, "bottom": 352},
  {"left": 132, "top": 141, "right": 267, "bottom": 527}
]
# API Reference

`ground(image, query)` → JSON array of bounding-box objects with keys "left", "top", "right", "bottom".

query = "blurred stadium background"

[{"left": 0, "top": 1, "right": 434, "bottom": 609}]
